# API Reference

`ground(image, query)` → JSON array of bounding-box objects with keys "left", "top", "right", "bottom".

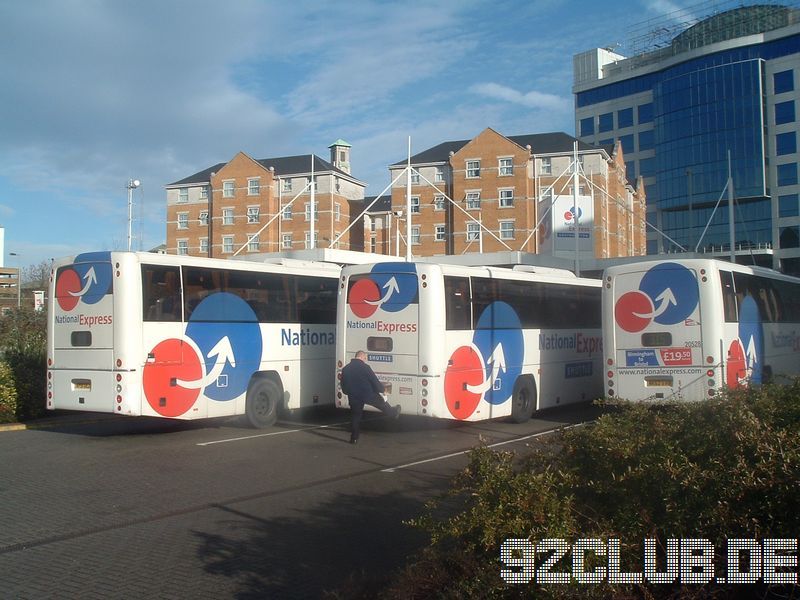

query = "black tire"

[
  {"left": 245, "top": 378, "right": 281, "bottom": 428},
  {"left": 510, "top": 376, "right": 536, "bottom": 423}
]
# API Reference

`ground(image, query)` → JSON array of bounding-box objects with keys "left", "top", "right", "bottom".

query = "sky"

[{"left": 0, "top": 0, "right": 691, "bottom": 271}]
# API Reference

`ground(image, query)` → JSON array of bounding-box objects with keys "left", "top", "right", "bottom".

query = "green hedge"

[
  {"left": 383, "top": 381, "right": 800, "bottom": 599},
  {"left": 0, "top": 360, "right": 17, "bottom": 423},
  {"left": 0, "top": 307, "right": 47, "bottom": 422}
]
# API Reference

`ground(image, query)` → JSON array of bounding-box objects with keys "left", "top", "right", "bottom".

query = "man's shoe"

[
  {"left": 393, "top": 404, "right": 402, "bottom": 419},
  {"left": 349, "top": 437, "right": 358, "bottom": 444}
]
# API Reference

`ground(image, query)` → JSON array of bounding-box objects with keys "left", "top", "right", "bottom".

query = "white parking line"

[
  {"left": 196, "top": 420, "right": 352, "bottom": 446},
  {"left": 380, "top": 422, "right": 584, "bottom": 473}
]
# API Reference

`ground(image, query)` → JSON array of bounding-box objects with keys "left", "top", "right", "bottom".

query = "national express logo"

[
  {"left": 613, "top": 262, "right": 764, "bottom": 388},
  {"left": 614, "top": 263, "right": 700, "bottom": 335},
  {"left": 444, "top": 302, "right": 524, "bottom": 420},
  {"left": 55, "top": 252, "right": 114, "bottom": 311},
  {"left": 347, "top": 263, "right": 418, "bottom": 319},
  {"left": 142, "top": 293, "right": 262, "bottom": 417}
]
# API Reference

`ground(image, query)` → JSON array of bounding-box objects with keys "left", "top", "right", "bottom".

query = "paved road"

[{"left": 0, "top": 403, "right": 600, "bottom": 598}]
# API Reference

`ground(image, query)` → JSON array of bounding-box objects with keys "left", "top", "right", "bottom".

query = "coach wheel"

[
  {"left": 245, "top": 378, "right": 281, "bottom": 428},
  {"left": 510, "top": 377, "right": 536, "bottom": 424}
]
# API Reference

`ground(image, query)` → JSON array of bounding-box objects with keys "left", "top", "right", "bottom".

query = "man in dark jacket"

[{"left": 340, "top": 350, "right": 400, "bottom": 444}]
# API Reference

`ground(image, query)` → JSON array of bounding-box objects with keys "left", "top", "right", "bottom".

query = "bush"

[
  {"left": 0, "top": 307, "right": 47, "bottom": 421},
  {"left": 386, "top": 381, "right": 800, "bottom": 599},
  {"left": 0, "top": 360, "right": 17, "bottom": 423}
]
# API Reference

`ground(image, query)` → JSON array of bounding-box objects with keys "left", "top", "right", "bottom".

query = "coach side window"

[
  {"left": 143, "top": 265, "right": 182, "bottom": 322},
  {"left": 444, "top": 276, "right": 471, "bottom": 330},
  {"left": 720, "top": 271, "right": 737, "bottom": 322}
]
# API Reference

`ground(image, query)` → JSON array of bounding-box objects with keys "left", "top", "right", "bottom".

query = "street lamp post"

[
  {"left": 9, "top": 252, "right": 20, "bottom": 308},
  {"left": 127, "top": 179, "right": 140, "bottom": 251}
]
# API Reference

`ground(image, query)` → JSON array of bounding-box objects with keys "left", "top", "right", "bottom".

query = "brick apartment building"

[
  {"left": 367, "top": 128, "right": 646, "bottom": 260},
  {"left": 165, "top": 140, "right": 366, "bottom": 257}
]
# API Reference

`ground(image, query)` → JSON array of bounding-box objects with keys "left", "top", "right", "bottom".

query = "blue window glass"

[
  {"left": 617, "top": 107, "right": 634, "bottom": 128},
  {"left": 598, "top": 112, "right": 614, "bottom": 133},
  {"left": 778, "top": 163, "right": 798, "bottom": 186},
  {"left": 780, "top": 226, "right": 800, "bottom": 249},
  {"left": 776, "top": 132, "right": 797, "bottom": 155},
  {"left": 779, "top": 194, "right": 799, "bottom": 217},
  {"left": 638, "top": 129, "right": 654, "bottom": 151},
  {"left": 599, "top": 138, "right": 614, "bottom": 146},
  {"left": 640, "top": 157, "right": 656, "bottom": 178},
  {"left": 774, "top": 70, "right": 794, "bottom": 94},
  {"left": 646, "top": 239, "right": 659, "bottom": 254},
  {"left": 775, "top": 100, "right": 795, "bottom": 125},
  {"left": 619, "top": 134, "right": 634, "bottom": 154},
  {"left": 638, "top": 103, "right": 654, "bottom": 124},
  {"left": 580, "top": 117, "right": 594, "bottom": 136},
  {"left": 625, "top": 161, "right": 636, "bottom": 180}
]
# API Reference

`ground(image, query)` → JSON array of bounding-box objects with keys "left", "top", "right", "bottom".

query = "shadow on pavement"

[{"left": 193, "top": 482, "right": 443, "bottom": 599}]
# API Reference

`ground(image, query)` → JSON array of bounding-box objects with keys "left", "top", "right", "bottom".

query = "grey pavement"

[{"left": 0, "top": 403, "right": 600, "bottom": 598}]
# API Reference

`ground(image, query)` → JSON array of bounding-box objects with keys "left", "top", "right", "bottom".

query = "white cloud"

[{"left": 470, "top": 83, "right": 571, "bottom": 113}]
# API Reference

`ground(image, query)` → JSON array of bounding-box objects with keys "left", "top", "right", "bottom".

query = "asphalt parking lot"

[{"left": 0, "top": 403, "right": 600, "bottom": 598}]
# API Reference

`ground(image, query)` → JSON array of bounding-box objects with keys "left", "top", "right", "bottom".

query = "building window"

[
  {"left": 282, "top": 179, "right": 292, "bottom": 193},
  {"left": 580, "top": 117, "right": 594, "bottom": 136},
  {"left": 411, "top": 226, "right": 420, "bottom": 245},
  {"left": 282, "top": 205, "right": 292, "bottom": 220},
  {"left": 435, "top": 224, "right": 446, "bottom": 241},
  {"left": 177, "top": 240, "right": 188, "bottom": 255},
  {"left": 435, "top": 167, "right": 445, "bottom": 182},
  {"left": 640, "top": 157, "right": 656, "bottom": 178},
  {"left": 305, "top": 201, "right": 319, "bottom": 221},
  {"left": 499, "top": 189, "right": 514, "bottom": 208},
  {"left": 598, "top": 112, "right": 613, "bottom": 133},
  {"left": 541, "top": 157, "right": 551, "bottom": 175},
  {"left": 499, "top": 157, "right": 513, "bottom": 176},
  {"left": 247, "top": 234, "right": 259, "bottom": 252},
  {"left": 618, "top": 134, "right": 634, "bottom": 154},
  {"left": 223, "top": 181, "right": 235, "bottom": 198},
  {"left": 178, "top": 188, "right": 188, "bottom": 203},
  {"left": 638, "top": 129, "right": 654, "bottom": 151},
  {"left": 308, "top": 177, "right": 318, "bottom": 192},
  {"left": 200, "top": 186, "right": 208, "bottom": 200},
  {"left": 776, "top": 132, "right": 797, "bottom": 156},
  {"left": 466, "top": 160, "right": 480, "bottom": 178},
  {"left": 780, "top": 226, "right": 800, "bottom": 248},
  {"left": 638, "top": 102, "right": 653, "bottom": 124},
  {"left": 222, "top": 236, "right": 234, "bottom": 253},
  {"left": 779, "top": 194, "right": 799, "bottom": 217},
  {"left": 247, "top": 206, "right": 260, "bottom": 223},
  {"left": 247, "top": 178, "right": 260, "bottom": 195},
  {"left": 410, "top": 196, "right": 420, "bottom": 213},
  {"left": 369, "top": 218, "right": 376, "bottom": 232},
  {"left": 775, "top": 100, "right": 795, "bottom": 125},
  {"left": 617, "top": 107, "right": 633, "bottom": 129},
  {"left": 304, "top": 232, "right": 318, "bottom": 249},
  {"left": 200, "top": 238, "right": 208, "bottom": 254},
  {"left": 223, "top": 208, "right": 234, "bottom": 225},
  {"left": 177, "top": 213, "right": 189, "bottom": 229},
  {"left": 778, "top": 163, "right": 798, "bottom": 187},
  {"left": 434, "top": 195, "right": 446, "bottom": 211},
  {"left": 199, "top": 211, "right": 208, "bottom": 226},
  {"left": 410, "top": 170, "right": 420, "bottom": 185},
  {"left": 465, "top": 192, "right": 480, "bottom": 210},
  {"left": 467, "top": 222, "right": 480, "bottom": 241},
  {"left": 499, "top": 221, "right": 515, "bottom": 240},
  {"left": 335, "top": 203, "right": 341, "bottom": 222},
  {"left": 625, "top": 161, "right": 636, "bottom": 179},
  {"left": 282, "top": 233, "right": 292, "bottom": 249},
  {"left": 774, "top": 70, "right": 794, "bottom": 94}
]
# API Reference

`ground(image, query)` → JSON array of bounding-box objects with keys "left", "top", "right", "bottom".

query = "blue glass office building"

[{"left": 574, "top": 3, "right": 800, "bottom": 274}]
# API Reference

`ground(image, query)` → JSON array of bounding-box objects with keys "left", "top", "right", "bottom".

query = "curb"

[{"left": 0, "top": 414, "right": 121, "bottom": 432}]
